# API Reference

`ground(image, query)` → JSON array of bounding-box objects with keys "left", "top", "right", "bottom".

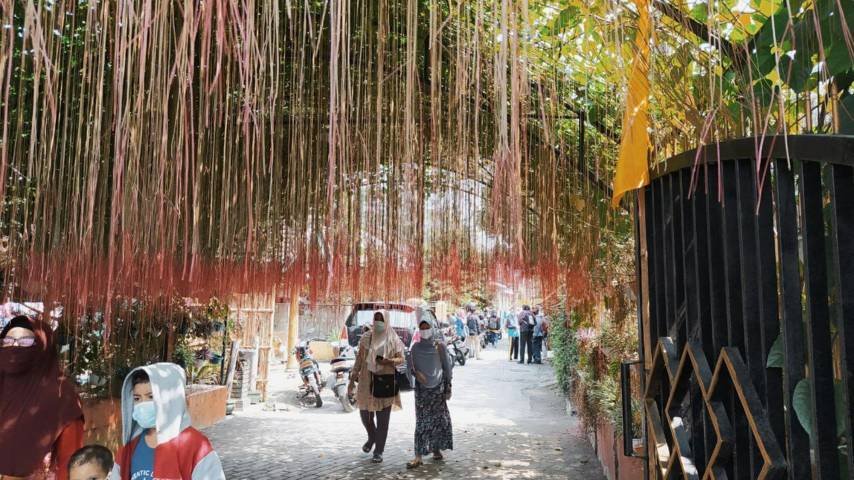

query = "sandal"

[
  {"left": 406, "top": 459, "right": 423, "bottom": 469},
  {"left": 433, "top": 452, "right": 444, "bottom": 461}
]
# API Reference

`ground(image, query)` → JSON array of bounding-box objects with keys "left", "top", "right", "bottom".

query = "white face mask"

[
  {"left": 420, "top": 329, "right": 433, "bottom": 340},
  {"left": 132, "top": 400, "right": 157, "bottom": 429}
]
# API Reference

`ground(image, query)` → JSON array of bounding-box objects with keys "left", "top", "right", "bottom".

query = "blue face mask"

[
  {"left": 132, "top": 400, "right": 157, "bottom": 429},
  {"left": 374, "top": 321, "right": 386, "bottom": 333}
]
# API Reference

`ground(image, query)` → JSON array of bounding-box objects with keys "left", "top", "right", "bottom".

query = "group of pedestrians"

[
  {"left": 448, "top": 306, "right": 482, "bottom": 360},
  {"left": 0, "top": 315, "right": 226, "bottom": 480},
  {"left": 448, "top": 305, "right": 506, "bottom": 361},
  {"left": 508, "top": 305, "right": 548, "bottom": 364},
  {"left": 4, "top": 307, "right": 539, "bottom": 477},
  {"left": 347, "top": 312, "right": 453, "bottom": 469}
]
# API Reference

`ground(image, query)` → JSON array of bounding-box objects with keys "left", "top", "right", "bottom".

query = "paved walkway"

[{"left": 205, "top": 340, "right": 605, "bottom": 479}]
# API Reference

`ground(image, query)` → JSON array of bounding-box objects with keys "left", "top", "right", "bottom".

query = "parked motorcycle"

[
  {"left": 484, "top": 328, "right": 502, "bottom": 347},
  {"left": 327, "top": 343, "right": 357, "bottom": 412},
  {"left": 294, "top": 343, "right": 323, "bottom": 408},
  {"left": 447, "top": 334, "right": 468, "bottom": 366}
]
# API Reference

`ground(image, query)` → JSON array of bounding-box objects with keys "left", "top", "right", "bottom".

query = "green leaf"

[
  {"left": 825, "top": 43, "right": 852, "bottom": 77},
  {"left": 766, "top": 334, "right": 784, "bottom": 368},
  {"left": 553, "top": 6, "right": 580, "bottom": 32},
  {"left": 792, "top": 378, "right": 849, "bottom": 440},
  {"left": 793, "top": 378, "right": 814, "bottom": 438},
  {"left": 753, "top": 78, "right": 775, "bottom": 105},
  {"left": 690, "top": 3, "right": 709, "bottom": 23}
]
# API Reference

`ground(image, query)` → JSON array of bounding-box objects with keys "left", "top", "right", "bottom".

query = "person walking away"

[
  {"left": 465, "top": 306, "right": 481, "bottom": 359},
  {"left": 453, "top": 313, "right": 466, "bottom": 340},
  {"left": 485, "top": 313, "right": 499, "bottom": 347},
  {"left": 540, "top": 309, "right": 550, "bottom": 360},
  {"left": 68, "top": 445, "right": 113, "bottom": 480},
  {"left": 110, "top": 364, "right": 224, "bottom": 479},
  {"left": 407, "top": 320, "right": 453, "bottom": 469},
  {"left": 347, "top": 312, "right": 406, "bottom": 463},
  {"left": 0, "top": 316, "right": 85, "bottom": 480},
  {"left": 532, "top": 307, "right": 545, "bottom": 364},
  {"left": 505, "top": 312, "right": 519, "bottom": 361},
  {"left": 517, "top": 306, "right": 535, "bottom": 364}
]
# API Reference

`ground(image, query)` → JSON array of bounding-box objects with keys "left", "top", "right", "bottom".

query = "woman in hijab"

[
  {"left": 406, "top": 319, "right": 453, "bottom": 469},
  {"left": 347, "top": 312, "right": 405, "bottom": 463},
  {"left": 0, "top": 315, "right": 85, "bottom": 480}
]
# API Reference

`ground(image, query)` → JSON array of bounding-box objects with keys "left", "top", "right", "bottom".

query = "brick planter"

[
  {"left": 81, "top": 385, "right": 228, "bottom": 452},
  {"left": 591, "top": 421, "right": 644, "bottom": 480},
  {"left": 186, "top": 385, "right": 228, "bottom": 429}
]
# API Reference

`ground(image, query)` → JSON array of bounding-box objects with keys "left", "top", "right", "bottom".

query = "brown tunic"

[{"left": 350, "top": 330, "right": 405, "bottom": 412}]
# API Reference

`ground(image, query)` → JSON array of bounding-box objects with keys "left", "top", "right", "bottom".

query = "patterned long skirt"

[{"left": 414, "top": 383, "right": 454, "bottom": 455}]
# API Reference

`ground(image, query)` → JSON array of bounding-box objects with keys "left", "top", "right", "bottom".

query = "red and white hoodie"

[{"left": 109, "top": 363, "right": 226, "bottom": 480}]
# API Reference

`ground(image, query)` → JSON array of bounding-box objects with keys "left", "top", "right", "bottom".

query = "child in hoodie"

[{"left": 109, "top": 363, "right": 225, "bottom": 480}]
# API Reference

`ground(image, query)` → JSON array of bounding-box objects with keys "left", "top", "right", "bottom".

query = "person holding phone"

[{"left": 348, "top": 312, "right": 405, "bottom": 463}]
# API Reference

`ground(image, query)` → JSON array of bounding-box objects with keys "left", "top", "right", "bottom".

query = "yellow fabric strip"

[{"left": 611, "top": 0, "right": 651, "bottom": 208}]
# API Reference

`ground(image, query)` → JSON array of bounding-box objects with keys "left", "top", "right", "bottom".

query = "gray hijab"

[{"left": 410, "top": 321, "right": 452, "bottom": 389}]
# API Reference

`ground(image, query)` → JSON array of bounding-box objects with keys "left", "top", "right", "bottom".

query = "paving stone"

[{"left": 205, "top": 343, "right": 605, "bottom": 479}]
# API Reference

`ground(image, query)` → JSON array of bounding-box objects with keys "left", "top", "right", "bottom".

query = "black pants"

[
  {"left": 360, "top": 407, "right": 392, "bottom": 455},
  {"left": 510, "top": 336, "right": 519, "bottom": 360},
  {"left": 533, "top": 336, "right": 543, "bottom": 362},
  {"left": 519, "top": 331, "right": 533, "bottom": 363}
]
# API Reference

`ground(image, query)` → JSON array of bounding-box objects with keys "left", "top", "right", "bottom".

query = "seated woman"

[{"left": 0, "top": 315, "right": 85, "bottom": 480}]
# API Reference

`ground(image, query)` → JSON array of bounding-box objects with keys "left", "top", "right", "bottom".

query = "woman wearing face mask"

[
  {"left": 109, "top": 363, "right": 224, "bottom": 480},
  {"left": 0, "top": 315, "right": 85, "bottom": 480},
  {"left": 347, "top": 312, "right": 405, "bottom": 463},
  {"left": 406, "top": 320, "right": 453, "bottom": 469}
]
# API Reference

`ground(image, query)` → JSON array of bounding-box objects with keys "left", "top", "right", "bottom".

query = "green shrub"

[{"left": 549, "top": 308, "right": 578, "bottom": 395}]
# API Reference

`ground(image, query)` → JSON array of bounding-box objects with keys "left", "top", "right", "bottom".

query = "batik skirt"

[{"left": 414, "top": 383, "right": 454, "bottom": 455}]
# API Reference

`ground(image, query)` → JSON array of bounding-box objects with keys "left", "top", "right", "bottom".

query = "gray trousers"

[{"left": 360, "top": 407, "right": 392, "bottom": 455}]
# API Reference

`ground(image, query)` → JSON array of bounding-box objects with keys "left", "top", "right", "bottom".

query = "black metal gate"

[{"left": 624, "top": 135, "right": 854, "bottom": 479}]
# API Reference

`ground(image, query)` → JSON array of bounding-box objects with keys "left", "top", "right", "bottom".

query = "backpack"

[{"left": 467, "top": 315, "right": 480, "bottom": 335}]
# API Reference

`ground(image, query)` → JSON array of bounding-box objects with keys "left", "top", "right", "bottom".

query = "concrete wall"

[
  {"left": 273, "top": 302, "right": 349, "bottom": 342},
  {"left": 82, "top": 386, "right": 228, "bottom": 453},
  {"left": 300, "top": 303, "right": 350, "bottom": 341},
  {"left": 271, "top": 302, "right": 289, "bottom": 363}
]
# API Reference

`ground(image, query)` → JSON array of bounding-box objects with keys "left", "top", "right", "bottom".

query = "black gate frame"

[{"left": 624, "top": 135, "right": 854, "bottom": 479}]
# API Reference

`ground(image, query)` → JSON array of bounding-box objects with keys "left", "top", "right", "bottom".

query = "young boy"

[
  {"left": 68, "top": 445, "right": 114, "bottom": 480},
  {"left": 109, "top": 363, "right": 225, "bottom": 480}
]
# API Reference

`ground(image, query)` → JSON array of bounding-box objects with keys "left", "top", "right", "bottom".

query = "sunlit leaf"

[
  {"left": 553, "top": 6, "right": 581, "bottom": 32},
  {"left": 690, "top": 3, "right": 709, "bottom": 23}
]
